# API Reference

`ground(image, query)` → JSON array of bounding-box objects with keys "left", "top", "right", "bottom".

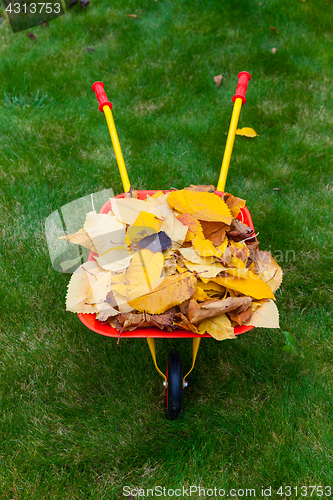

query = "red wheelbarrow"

[{"left": 79, "top": 72, "right": 254, "bottom": 419}]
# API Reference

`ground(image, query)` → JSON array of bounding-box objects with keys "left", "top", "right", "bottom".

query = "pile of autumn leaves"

[{"left": 63, "top": 186, "right": 282, "bottom": 341}]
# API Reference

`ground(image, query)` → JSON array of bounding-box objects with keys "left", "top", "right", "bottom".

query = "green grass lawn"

[{"left": 1, "top": 0, "right": 333, "bottom": 498}]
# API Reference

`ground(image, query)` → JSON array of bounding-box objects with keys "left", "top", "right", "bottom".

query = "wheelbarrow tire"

[{"left": 166, "top": 349, "right": 183, "bottom": 420}]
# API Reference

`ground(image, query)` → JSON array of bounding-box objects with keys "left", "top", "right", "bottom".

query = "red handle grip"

[
  {"left": 232, "top": 71, "right": 251, "bottom": 104},
  {"left": 91, "top": 81, "right": 113, "bottom": 112}
]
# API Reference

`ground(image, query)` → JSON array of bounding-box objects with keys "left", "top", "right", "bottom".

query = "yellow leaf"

[
  {"left": 167, "top": 190, "right": 232, "bottom": 224},
  {"left": 198, "top": 314, "right": 236, "bottom": 341},
  {"left": 95, "top": 246, "right": 132, "bottom": 272},
  {"left": 192, "top": 285, "right": 210, "bottom": 302},
  {"left": 112, "top": 249, "right": 164, "bottom": 300},
  {"left": 131, "top": 211, "right": 162, "bottom": 232},
  {"left": 160, "top": 213, "right": 188, "bottom": 249},
  {"left": 178, "top": 246, "right": 215, "bottom": 265},
  {"left": 110, "top": 197, "right": 163, "bottom": 225},
  {"left": 84, "top": 211, "right": 126, "bottom": 256},
  {"left": 244, "top": 299, "right": 280, "bottom": 328},
  {"left": 128, "top": 272, "right": 196, "bottom": 314},
  {"left": 66, "top": 264, "right": 98, "bottom": 313},
  {"left": 59, "top": 228, "right": 97, "bottom": 252},
  {"left": 235, "top": 127, "right": 259, "bottom": 138},
  {"left": 212, "top": 271, "right": 275, "bottom": 300},
  {"left": 183, "top": 259, "right": 225, "bottom": 279},
  {"left": 192, "top": 235, "right": 223, "bottom": 258},
  {"left": 197, "top": 280, "right": 226, "bottom": 294}
]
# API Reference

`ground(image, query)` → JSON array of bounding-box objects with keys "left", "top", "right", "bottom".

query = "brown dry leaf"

[
  {"left": 244, "top": 299, "right": 279, "bottom": 328},
  {"left": 253, "top": 250, "right": 283, "bottom": 292},
  {"left": 228, "top": 306, "right": 252, "bottom": 325},
  {"left": 199, "top": 220, "right": 229, "bottom": 246},
  {"left": 270, "top": 27, "right": 279, "bottom": 33},
  {"left": 128, "top": 272, "right": 196, "bottom": 314},
  {"left": 173, "top": 312, "right": 200, "bottom": 333},
  {"left": 235, "top": 127, "right": 259, "bottom": 138},
  {"left": 188, "top": 296, "right": 252, "bottom": 323},
  {"left": 167, "top": 190, "right": 232, "bottom": 224},
  {"left": 177, "top": 213, "right": 203, "bottom": 242},
  {"left": 164, "top": 256, "right": 177, "bottom": 276},
  {"left": 184, "top": 184, "right": 216, "bottom": 192},
  {"left": 272, "top": 48, "right": 277, "bottom": 54},
  {"left": 124, "top": 187, "right": 138, "bottom": 199},
  {"left": 211, "top": 271, "right": 275, "bottom": 300},
  {"left": 127, "top": 14, "right": 137, "bottom": 17},
  {"left": 222, "top": 193, "right": 246, "bottom": 218},
  {"left": 213, "top": 75, "right": 223, "bottom": 87},
  {"left": 59, "top": 228, "right": 97, "bottom": 252},
  {"left": 227, "top": 219, "right": 255, "bottom": 242},
  {"left": 198, "top": 314, "right": 235, "bottom": 341}
]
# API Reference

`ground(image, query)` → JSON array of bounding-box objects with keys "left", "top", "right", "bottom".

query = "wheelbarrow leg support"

[
  {"left": 146, "top": 338, "right": 167, "bottom": 384},
  {"left": 183, "top": 337, "right": 201, "bottom": 386}
]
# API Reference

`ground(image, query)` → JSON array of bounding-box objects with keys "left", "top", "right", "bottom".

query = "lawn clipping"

[{"left": 62, "top": 186, "right": 283, "bottom": 341}]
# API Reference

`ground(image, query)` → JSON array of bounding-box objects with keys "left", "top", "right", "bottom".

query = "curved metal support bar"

[{"left": 146, "top": 338, "right": 167, "bottom": 384}]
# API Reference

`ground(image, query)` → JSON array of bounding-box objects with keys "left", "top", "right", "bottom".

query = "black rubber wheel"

[{"left": 166, "top": 349, "right": 183, "bottom": 420}]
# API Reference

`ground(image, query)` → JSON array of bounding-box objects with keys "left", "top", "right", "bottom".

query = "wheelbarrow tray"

[{"left": 78, "top": 189, "right": 256, "bottom": 339}]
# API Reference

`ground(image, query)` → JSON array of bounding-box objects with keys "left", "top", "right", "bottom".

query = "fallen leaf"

[
  {"left": 227, "top": 219, "right": 255, "bottom": 243},
  {"left": 66, "top": 264, "right": 98, "bottom": 313},
  {"left": 160, "top": 213, "right": 188, "bottom": 249},
  {"left": 84, "top": 211, "right": 126, "bottom": 256},
  {"left": 137, "top": 231, "right": 171, "bottom": 253},
  {"left": 209, "top": 271, "right": 275, "bottom": 300},
  {"left": 222, "top": 193, "right": 246, "bottom": 218},
  {"left": 59, "top": 228, "right": 97, "bottom": 252},
  {"left": 184, "top": 184, "right": 216, "bottom": 192},
  {"left": 173, "top": 312, "right": 200, "bottom": 333},
  {"left": 273, "top": 187, "right": 282, "bottom": 191},
  {"left": 124, "top": 187, "right": 138, "bottom": 198},
  {"left": 113, "top": 249, "right": 164, "bottom": 300},
  {"left": 188, "top": 296, "right": 251, "bottom": 323},
  {"left": 127, "top": 14, "right": 137, "bottom": 17},
  {"left": 213, "top": 75, "right": 223, "bottom": 87},
  {"left": 244, "top": 299, "right": 279, "bottom": 328},
  {"left": 178, "top": 246, "right": 215, "bottom": 265},
  {"left": 228, "top": 305, "right": 252, "bottom": 325},
  {"left": 199, "top": 220, "right": 229, "bottom": 246},
  {"left": 198, "top": 314, "right": 236, "bottom": 341},
  {"left": 177, "top": 213, "right": 204, "bottom": 242},
  {"left": 253, "top": 250, "right": 283, "bottom": 292},
  {"left": 27, "top": 32, "right": 37, "bottom": 41},
  {"left": 182, "top": 259, "right": 224, "bottom": 279},
  {"left": 272, "top": 48, "right": 277, "bottom": 54},
  {"left": 167, "top": 190, "right": 232, "bottom": 224},
  {"left": 110, "top": 197, "right": 163, "bottom": 225},
  {"left": 95, "top": 246, "right": 132, "bottom": 272},
  {"left": 86, "top": 46, "right": 95, "bottom": 52},
  {"left": 192, "top": 234, "right": 224, "bottom": 258},
  {"left": 128, "top": 272, "right": 196, "bottom": 314},
  {"left": 235, "top": 127, "right": 259, "bottom": 138},
  {"left": 270, "top": 27, "right": 279, "bottom": 33}
]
